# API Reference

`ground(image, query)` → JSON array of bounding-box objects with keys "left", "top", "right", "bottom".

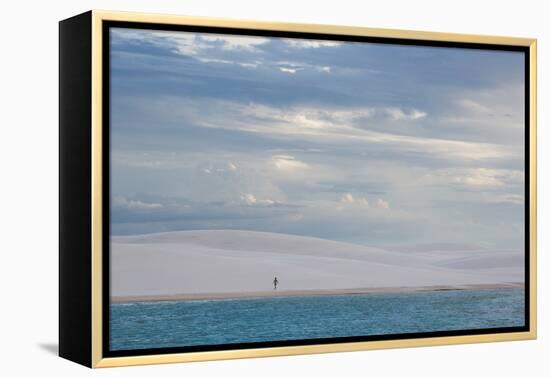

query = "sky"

[{"left": 109, "top": 27, "right": 525, "bottom": 249}]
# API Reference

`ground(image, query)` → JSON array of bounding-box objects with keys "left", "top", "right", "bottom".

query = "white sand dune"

[{"left": 111, "top": 230, "right": 524, "bottom": 297}]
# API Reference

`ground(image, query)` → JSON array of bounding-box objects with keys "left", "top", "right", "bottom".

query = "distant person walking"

[{"left": 273, "top": 276, "right": 279, "bottom": 290}]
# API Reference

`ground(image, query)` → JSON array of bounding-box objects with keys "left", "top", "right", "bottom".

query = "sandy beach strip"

[{"left": 111, "top": 283, "right": 524, "bottom": 304}]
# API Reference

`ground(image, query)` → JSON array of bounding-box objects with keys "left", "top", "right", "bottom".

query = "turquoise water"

[{"left": 110, "top": 288, "right": 524, "bottom": 351}]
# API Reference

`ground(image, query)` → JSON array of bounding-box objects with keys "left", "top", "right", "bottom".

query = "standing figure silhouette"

[{"left": 273, "top": 276, "right": 279, "bottom": 290}]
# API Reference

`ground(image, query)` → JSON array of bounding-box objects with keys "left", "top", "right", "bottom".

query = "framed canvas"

[{"left": 59, "top": 10, "right": 537, "bottom": 368}]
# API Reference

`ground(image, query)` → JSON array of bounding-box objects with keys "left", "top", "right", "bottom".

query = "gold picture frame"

[{"left": 59, "top": 10, "right": 537, "bottom": 368}]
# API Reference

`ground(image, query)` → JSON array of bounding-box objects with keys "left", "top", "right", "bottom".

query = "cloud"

[
  {"left": 113, "top": 196, "right": 163, "bottom": 210},
  {"left": 116, "top": 93, "right": 521, "bottom": 166},
  {"left": 171, "top": 98, "right": 511, "bottom": 161},
  {"left": 200, "top": 34, "right": 269, "bottom": 51},
  {"left": 452, "top": 169, "right": 504, "bottom": 187},
  {"left": 458, "top": 98, "right": 491, "bottom": 114},
  {"left": 118, "top": 96, "right": 515, "bottom": 163},
  {"left": 199, "top": 161, "right": 238, "bottom": 176},
  {"left": 239, "top": 62, "right": 260, "bottom": 68},
  {"left": 284, "top": 39, "right": 342, "bottom": 49},
  {"left": 240, "top": 193, "right": 276, "bottom": 206},
  {"left": 377, "top": 198, "right": 390, "bottom": 209},
  {"left": 240, "top": 193, "right": 257, "bottom": 204},
  {"left": 280, "top": 67, "right": 299, "bottom": 74},
  {"left": 110, "top": 28, "right": 526, "bottom": 248},
  {"left": 276, "top": 61, "right": 332, "bottom": 75},
  {"left": 272, "top": 155, "right": 310, "bottom": 171},
  {"left": 384, "top": 107, "right": 428, "bottom": 121},
  {"left": 196, "top": 57, "right": 234, "bottom": 65},
  {"left": 340, "top": 193, "right": 369, "bottom": 207},
  {"left": 112, "top": 29, "right": 206, "bottom": 56},
  {"left": 487, "top": 193, "right": 524, "bottom": 205},
  {"left": 427, "top": 168, "right": 524, "bottom": 188},
  {"left": 277, "top": 61, "right": 306, "bottom": 74},
  {"left": 111, "top": 28, "right": 268, "bottom": 61},
  {"left": 195, "top": 57, "right": 261, "bottom": 69},
  {"left": 340, "top": 193, "right": 354, "bottom": 204}
]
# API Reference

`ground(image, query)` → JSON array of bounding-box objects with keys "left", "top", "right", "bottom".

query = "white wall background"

[{"left": 0, "top": 0, "right": 546, "bottom": 376}]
